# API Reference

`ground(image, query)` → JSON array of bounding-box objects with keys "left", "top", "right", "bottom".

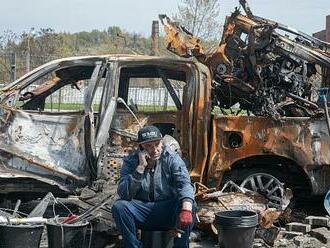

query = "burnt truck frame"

[
  {"left": 0, "top": 55, "right": 210, "bottom": 199},
  {"left": 0, "top": 54, "right": 328, "bottom": 209}
]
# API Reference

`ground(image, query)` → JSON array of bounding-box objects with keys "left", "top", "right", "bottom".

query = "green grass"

[
  {"left": 137, "top": 105, "right": 177, "bottom": 112},
  {"left": 24, "top": 101, "right": 246, "bottom": 116},
  {"left": 43, "top": 103, "right": 177, "bottom": 112},
  {"left": 44, "top": 102, "right": 84, "bottom": 111}
]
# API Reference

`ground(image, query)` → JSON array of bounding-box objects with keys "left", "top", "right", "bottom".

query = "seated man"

[{"left": 112, "top": 125, "right": 194, "bottom": 248}]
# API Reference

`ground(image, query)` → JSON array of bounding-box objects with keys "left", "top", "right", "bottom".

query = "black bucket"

[
  {"left": 0, "top": 224, "right": 44, "bottom": 248},
  {"left": 214, "top": 210, "right": 258, "bottom": 248},
  {"left": 46, "top": 220, "right": 89, "bottom": 248},
  {"left": 141, "top": 230, "right": 174, "bottom": 248}
]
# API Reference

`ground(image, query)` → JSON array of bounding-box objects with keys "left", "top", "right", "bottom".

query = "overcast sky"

[{"left": 1, "top": 0, "right": 329, "bottom": 37}]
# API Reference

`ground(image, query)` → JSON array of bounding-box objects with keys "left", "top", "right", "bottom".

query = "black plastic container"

[
  {"left": 46, "top": 220, "right": 89, "bottom": 248},
  {"left": 141, "top": 230, "right": 174, "bottom": 248},
  {"left": 0, "top": 224, "right": 44, "bottom": 248},
  {"left": 214, "top": 210, "right": 258, "bottom": 248}
]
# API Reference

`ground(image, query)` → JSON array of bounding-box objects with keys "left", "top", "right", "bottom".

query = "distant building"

[
  {"left": 313, "top": 15, "right": 330, "bottom": 42},
  {"left": 313, "top": 15, "right": 330, "bottom": 88}
]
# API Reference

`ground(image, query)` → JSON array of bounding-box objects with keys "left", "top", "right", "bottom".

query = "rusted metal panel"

[
  {"left": 207, "top": 116, "right": 330, "bottom": 192},
  {"left": 188, "top": 64, "right": 212, "bottom": 182}
]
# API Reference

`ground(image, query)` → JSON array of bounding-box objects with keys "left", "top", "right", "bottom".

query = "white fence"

[{"left": 45, "top": 87, "right": 183, "bottom": 111}]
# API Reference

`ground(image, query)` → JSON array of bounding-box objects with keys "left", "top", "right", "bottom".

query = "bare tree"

[
  {"left": 0, "top": 30, "right": 18, "bottom": 51},
  {"left": 174, "top": 0, "right": 221, "bottom": 41}
]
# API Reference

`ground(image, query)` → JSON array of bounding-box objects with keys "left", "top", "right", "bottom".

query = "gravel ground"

[
  {"left": 189, "top": 229, "right": 328, "bottom": 248},
  {"left": 190, "top": 236, "right": 327, "bottom": 248}
]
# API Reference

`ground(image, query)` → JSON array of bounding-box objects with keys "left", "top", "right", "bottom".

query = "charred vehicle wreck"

[
  {"left": 0, "top": 1, "right": 329, "bottom": 243},
  {"left": 160, "top": 0, "right": 330, "bottom": 118},
  {"left": 0, "top": 55, "right": 211, "bottom": 237},
  {"left": 159, "top": 0, "right": 330, "bottom": 205}
]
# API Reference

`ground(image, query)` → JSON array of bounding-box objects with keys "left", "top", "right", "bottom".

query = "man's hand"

[
  {"left": 179, "top": 200, "right": 193, "bottom": 227},
  {"left": 136, "top": 151, "right": 149, "bottom": 174},
  {"left": 179, "top": 209, "right": 193, "bottom": 227}
]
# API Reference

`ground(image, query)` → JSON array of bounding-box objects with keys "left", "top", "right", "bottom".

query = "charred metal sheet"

[
  {"left": 18, "top": 77, "right": 61, "bottom": 101},
  {"left": 0, "top": 106, "right": 88, "bottom": 192},
  {"left": 159, "top": 15, "right": 205, "bottom": 60}
]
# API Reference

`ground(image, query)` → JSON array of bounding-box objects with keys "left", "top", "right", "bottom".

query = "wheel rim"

[{"left": 240, "top": 173, "right": 285, "bottom": 209}]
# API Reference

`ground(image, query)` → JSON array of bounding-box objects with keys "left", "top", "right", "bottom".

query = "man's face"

[{"left": 141, "top": 140, "right": 163, "bottom": 161}]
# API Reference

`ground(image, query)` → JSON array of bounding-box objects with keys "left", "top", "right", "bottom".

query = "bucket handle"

[
  {"left": 58, "top": 221, "right": 92, "bottom": 248},
  {"left": 87, "top": 222, "right": 93, "bottom": 248}
]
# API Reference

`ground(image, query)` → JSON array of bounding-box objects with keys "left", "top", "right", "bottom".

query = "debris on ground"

[
  {"left": 194, "top": 181, "right": 296, "bottom": 246},
  {"left": 195, "top": 181, "right": 290, "bottom": 226},
  {"left": 193, "top": 180, "right": 330, "bottom": 247},
  {"left": 58, "top": 179, "right": 119, "bottom": 233}
]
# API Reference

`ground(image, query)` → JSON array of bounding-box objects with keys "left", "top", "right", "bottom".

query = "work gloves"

[{"left": 179, "top": 209, "right": 193, "bottom": 227}]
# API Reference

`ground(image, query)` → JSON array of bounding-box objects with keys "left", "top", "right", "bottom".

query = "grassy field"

[
  {"left": 43, "top": 103, "right": 177, "bottom": 112},
  {"left": 30, "top": 102, "right": 245, "bottom": 116}
]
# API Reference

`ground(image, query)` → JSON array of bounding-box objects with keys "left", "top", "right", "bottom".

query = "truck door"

[
  {"left": 187, "top": 64, "right": 212, "bottom": 183},
  {"left": 0, "top": 60, "right": 104, "bottom": 193}
]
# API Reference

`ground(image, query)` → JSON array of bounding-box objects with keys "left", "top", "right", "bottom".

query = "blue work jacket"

[{"left": 117, "top": 145, "right": 194, "bottom": 202}]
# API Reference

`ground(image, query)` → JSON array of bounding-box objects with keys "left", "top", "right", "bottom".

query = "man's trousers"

[{"left": 112, "top": 198, "right": 192, "bottom": 248}]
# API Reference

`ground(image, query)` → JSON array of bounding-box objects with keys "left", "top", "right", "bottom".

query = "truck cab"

[{"left": 0, "top": 55, "right": 210, "bottom": 200}]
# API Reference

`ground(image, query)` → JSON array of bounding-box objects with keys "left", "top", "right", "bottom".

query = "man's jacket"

[{"left": 117, "top": 145, "right": 194, "bottom": 202}]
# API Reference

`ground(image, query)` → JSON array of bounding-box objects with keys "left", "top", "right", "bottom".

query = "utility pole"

[
  {"left": 151, "top": 20, "right": 167, "bottom": 109},
  {"left": 151, "top": 20, "right": 159, "bottom": 56},
  {"left": 26, "top": 28, "right": 34, "bottom": 73},
  {"left": 133, "top": 33, "right": 137, "bottom": 50},
  {"left": 10, "top": 53, "right": 16, "bottom": 82},
  {"left": 26, "top": 36, "right": 31, "bottom": 73}
]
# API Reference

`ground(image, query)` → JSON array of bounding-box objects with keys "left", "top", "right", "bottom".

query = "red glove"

[{"left": 179, "top": 209, "right": 193, "bottom": 227}]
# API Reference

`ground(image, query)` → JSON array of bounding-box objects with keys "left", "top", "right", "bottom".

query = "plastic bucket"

[
  {"left": 46, "top": 220, "right": 89, "bottom": 248},
  {"left": 141, "top": 230, "right": 174, "bottom": 248},
  {"left": 214, "top": 210, "right": 258, "bottom": 248},
  {"left": 0, "top": 224, "right": 44, "bottom": 248}
]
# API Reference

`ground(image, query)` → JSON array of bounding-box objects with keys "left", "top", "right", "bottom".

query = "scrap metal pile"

[
  {"left": 194, "top": 181, "right": 293, "bottom": 246},
  {"left": 160, "top": 0, "right": 330, "bottom": 118}
]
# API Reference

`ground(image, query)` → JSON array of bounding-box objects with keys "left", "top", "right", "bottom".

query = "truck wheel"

[{"left": 240, "top": 172, "right": 285, "bottom": 209}]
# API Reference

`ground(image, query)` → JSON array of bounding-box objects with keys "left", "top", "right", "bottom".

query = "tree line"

[{"left": 0, "top": 0, "right": 221, "bottom": 83}]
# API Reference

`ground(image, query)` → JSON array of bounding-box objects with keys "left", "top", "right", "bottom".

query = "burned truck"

[
  {"left": 159, "top": 0, "right": 330, "bottom": 206},
  {"left": 0, "top": 1, "right": 329, "bottom": 224},
  {"left": 0, "top": 55, "right": 211, "bottom": 213}
]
